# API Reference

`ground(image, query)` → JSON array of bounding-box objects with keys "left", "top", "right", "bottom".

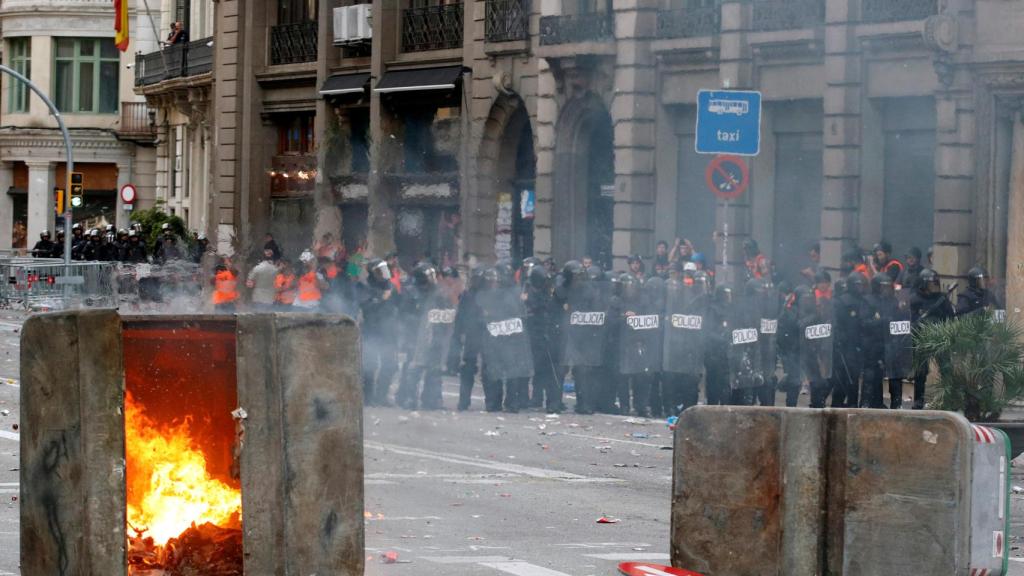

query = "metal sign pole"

[
  {"left": 722, "top": 201, "right": 729, "bottom": 285},
  {"left": 0, "top": 65, "right": 75, "bottom": 270}
]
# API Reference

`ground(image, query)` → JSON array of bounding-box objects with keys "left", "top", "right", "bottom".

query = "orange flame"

[{"left": 125, "top": 392, "right": 241, "bottom": 545}]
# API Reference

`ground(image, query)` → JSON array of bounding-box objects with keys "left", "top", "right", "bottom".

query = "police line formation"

[{"left": 361, "top": 250, "right": 1006, "bottom": 417}]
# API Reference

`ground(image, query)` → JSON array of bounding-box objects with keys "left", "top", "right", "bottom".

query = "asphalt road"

[{"left": 0, "top": 311, "right": 1023, "bottom": 575}]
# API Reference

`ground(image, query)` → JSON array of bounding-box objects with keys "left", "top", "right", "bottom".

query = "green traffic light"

[{"left": 70, "top": 196, "right": 83, "bottom": 208}]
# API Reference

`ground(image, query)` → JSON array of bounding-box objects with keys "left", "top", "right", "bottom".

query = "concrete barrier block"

[{"left": 672, "top": 407, "right": 994, "bottom": 575}]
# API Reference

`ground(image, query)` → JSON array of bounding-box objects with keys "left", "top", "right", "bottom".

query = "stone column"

[
  {"left": 0, "top": 163, "right": 13, "bottom": 250},
  {"left": 532, "top": 58, "right": 558, "bottom": 261},
  {"left": 714, "top": 0, "right": 753, "bottom": 286},
  {"left": 610, "top": 0, "right": 659, "bottom": 270},
  {"left": 25, "top": 161, "right": 54, "bottom": 245},
  {"left": 367, "top": 0, "right": 400, "bottom": 258},
  {"left": 819, "top": 0, "right": 862, "bottom": 272},
  {"left": 930, "top": 92, "right": 975, "bottom": 280},
  {"left": 1006, "top": 114, "right": 1024, "bottom": 322}
]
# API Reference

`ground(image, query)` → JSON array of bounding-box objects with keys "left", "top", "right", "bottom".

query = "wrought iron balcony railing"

[
  {"left": 861, "top": 0, "right": 937, "bottom": 22},
  {"left": 752, "top": 0, "right": 825, "bottom": 31},
  {"left": 117, "top": 102, "right": 156, "bottom": 141},
  {"left": 539, "top": 12, "right": 613, "bottom": 45},
  {"left": 486, "top": 0, "right": 529, "bottom": 43},
  {"left": 657, "top": 6, "right": 719, "bottom": 38},
  {"left": 270, "top": 20, "right": 318, "bottom": 65},
  {"left": 134, "top": 38, "right": 214, "bottom": 88},
  {"left": 402, "top": 4, "right": 464, "bottom": 52}
]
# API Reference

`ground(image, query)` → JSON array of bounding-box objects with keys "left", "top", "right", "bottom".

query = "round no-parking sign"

[
  {"left": 618, "top": 562, "right": 705, "bottom": 576},
  {"left": 705, "top": 155, "right": 749, "bottom": 201}
]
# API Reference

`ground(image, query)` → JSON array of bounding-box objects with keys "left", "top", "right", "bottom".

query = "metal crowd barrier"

[{"left": 1, "top": 261, "right": 118, "bottom": 311}]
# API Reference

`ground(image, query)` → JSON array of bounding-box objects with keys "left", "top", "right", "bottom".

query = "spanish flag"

[{"left": 114, "top": 0, "right": 130, "bottom": 51}]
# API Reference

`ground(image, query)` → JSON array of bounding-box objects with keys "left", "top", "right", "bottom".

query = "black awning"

[
  {"left": 320, "top": 72, "right": 371, "bottom": 96},
  {"left": 374, "top": 65, "right": 465, "bottom": 94}
]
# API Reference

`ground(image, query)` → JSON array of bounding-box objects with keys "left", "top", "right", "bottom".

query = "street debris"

[
  {"left": 1013, "top": 485, "right": 1024, "bottom": 495},
  {"left": 485, "top": 430, "right": 500, "bottom": 437},
  {"left": 0, "top": 409, "right": 8, "bottom": 416},
  {"left": 631, "top": 432, "right": 649, "bottom": 439},
  {"left": 229, "top": 407, "right": 247, "bottom": 420},
  {"left": 596, "top": 516, "right": 620, "bottom": 524}
]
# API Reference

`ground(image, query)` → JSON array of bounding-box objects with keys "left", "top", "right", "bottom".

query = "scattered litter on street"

[{"left": 596, "top": 516, "right": 620, "bottom": 524}]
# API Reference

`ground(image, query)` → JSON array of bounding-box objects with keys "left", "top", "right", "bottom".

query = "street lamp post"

[{"left": 0, "top": 64, "right": 75, "bottom": 266}]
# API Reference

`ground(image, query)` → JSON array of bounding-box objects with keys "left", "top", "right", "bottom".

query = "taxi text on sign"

[{"left": 695, "top": 89, "right": 762, "bottom": 156}]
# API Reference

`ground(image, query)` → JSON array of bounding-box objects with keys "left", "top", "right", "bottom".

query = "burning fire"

[{"left": 125, "top": 392, "right": 241, "bottom": 545}]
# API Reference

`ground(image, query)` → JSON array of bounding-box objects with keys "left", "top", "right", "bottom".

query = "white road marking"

[
  {"left": 635, "top": 567, "right": 677, "bottom": 576},
  {"left": 555, "top": 542, "right": 653, "bottom": 549},
  {"left": 1010, "top": 557, "right": 1024, "bottom": 563},
  {"left": 563, "top": 432, "right": 668, "bottom": 449},
  {"left": 368, "top": 516, "right": 443, "bottom": 521},
  {"left": 367, "top": 472, "right": 517, "bottom": 480},
  {"left": 584, "top": 552, "right": 671, "bottom": 561},
  {"left": 0, "top": 483, "right": 17, "bottom": 487},
  {"left": 478, "top": 561, "right": 574, "bottom": 576},
  {"left": 365, "top": 441, "right": 603, "bottom": 482},
  {"left": 0, "top": 430, "right": 18, "bottom": 442},
  {"left": 423, "top": 556, "right": 515, "bottom": 564},
  {"left": 0, "top": 489, "right": 16, "bottom": 494},
  {"left": 364, "top": 479, "right": 397, "bottom": 485}
]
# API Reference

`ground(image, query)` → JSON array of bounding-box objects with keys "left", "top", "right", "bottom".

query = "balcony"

[
  {"left": 861, "top": 0, "right": 937, "bottom": 23},
  {"left": 116, "top": 102, "right": 156, "bottom": 142},
  {"left": 752, "top": 0, "right": 825, "bottom": 31},
  {"left": 486, "top": 0, "right": 529, "bottom": 43},
  {"left": 134, "top": 37, "right": 214, "bottom": 88},
  {"left": 539, "top": 12, "right": 613, "bottom": 45},
  {"left": 270, "top": 20, "right": 318, "bottom": 65},
  {"left": 657, "top": 6, "right": 719, "bottom": 38},
  {"left": 402, "top": 4, "right": 464, "bottom": 52}
]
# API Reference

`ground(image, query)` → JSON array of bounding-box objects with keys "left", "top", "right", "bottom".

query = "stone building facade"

[
  {"left": 0, "top": 0, "right": 159, "bottom": 250},
  {"left": 137, "top": 0, "right": 1024, "bottom": 319}
]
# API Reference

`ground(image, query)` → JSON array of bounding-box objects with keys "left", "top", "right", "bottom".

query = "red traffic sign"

[
  {"left": 618, "top": 562, "right": 705, "bottom": 576},
  {"left": 120, "top": 183, "right": 137, "bottom": 204},
  {"left": 705, "top": 155, "right": 749, "bottom": 200}
]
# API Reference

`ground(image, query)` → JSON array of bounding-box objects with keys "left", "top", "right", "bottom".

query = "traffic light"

[
  {"left": 69, "top": 172, "right": 84, "bottom": 208},
  {"left": 55, "top": 188, "right": 65, "bottom": 215}
]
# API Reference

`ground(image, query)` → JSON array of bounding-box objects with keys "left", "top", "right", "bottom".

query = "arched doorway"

[
  {"left": 477, "top": 95, "right": 536, "bottom": 263},
  {"left": 553, "top": 92, "right": 614, "bottom": 268}
]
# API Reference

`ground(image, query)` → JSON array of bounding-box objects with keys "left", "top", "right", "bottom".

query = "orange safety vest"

[
  {"left": 297, "top": 271, "right": 322, "bottom": 302},
  {"left": 746, "top": 254, "right": 766, "bottom": 279},
  {"left": 883, "top": 259, "right": 904, "bottom": 276},
  {"left": 854, "top": 263, "right": 871, "bottom": 279},
  {"left": 275, "top": 273, "right": 297, "bottom": 305},
  {"left": 212, "top": 270, "right": 239, "bottom": 305}
]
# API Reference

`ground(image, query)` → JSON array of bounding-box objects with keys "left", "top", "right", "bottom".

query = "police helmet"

[
  {"left": 715, "top": 285, "right": 733, "bottom": 305},
  {"left": 528, "top": 266, "right": 549, "bottom": 290},
  {"left": 366, "top": 258, "right": 390, "bottom": 281},
  {"left": 89, "top": 229, "right": 101, "bottom": 238},
  {"left": 847, "top": 271, "right": 868, "bottom": 295},
  {"left": 967, "top": 267, "right": 988, "bottom": 291},
  {"left": 871, "top": 273, "right": 893, "bottom": 296},
  {"left": 694, "top": 271, "right": 711, "bottom": 294},
  {"left": 412, "top": 262, "right": 438, "bottom": 287},
  {"left": 482, "top": 266, "right": 499, "bottom": 288},
  {"left": 521, "top": 257, "right": 542, "bottom": 280},
  {"left": 40, "top": 230, "right": 50, "bottom": 239},
  {"left": 494, "top": 260, "right": 515, "bottom": 287},
  {"left": 161, "top": 222, "right": 171, "bottom": 232},
  {"left": 72, "top": 223, "right": 83, "bottom": 232},
  {"left": 586, "top": 264, "right": 604, "bottom": 282},
  {"left": 917, "top": 268, "right": 941, "bottom": 294}
]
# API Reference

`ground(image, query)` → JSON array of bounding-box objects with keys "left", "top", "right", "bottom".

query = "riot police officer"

[
  {"left": 30, "top": 231, "right": 55, "bottom": 258},
  {"left": 522, "top": 258, "right": 564, "bottom": 413},
  {"left": 395, "top": 263, "right": 452, "bottom": 410},
  {"left": 833, "top": 272, "right": 868, "bottom": 407},
  {"left": 910, "top": 269, "right": 954, "bottom": 409},
  {"left": 360, "top": 258, "right": 399, "bottom": 406},
  {"left": 776, "top": 282, "right": 803, "bottom": 407},
  {"left": 561, "top": 260, "right": 609, "bottom": 415},
  {"left": 704, "top": 285, "right": 732, "bottom": 406},
  {"left": 956, "top": 267, "right": 998, "bottom": 317},
  {"left": 663, "top": 271, "right": 709, "bottom": 413},
  {"left": 451, "top": 267, "right": 489, "bottom": 411}
]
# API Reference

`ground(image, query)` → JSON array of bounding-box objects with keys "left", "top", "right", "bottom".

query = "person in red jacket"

[{"left": 211, "top": 259, "right": 240, "bottom": 312}]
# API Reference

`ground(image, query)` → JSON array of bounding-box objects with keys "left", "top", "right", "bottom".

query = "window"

[
  {"left": 53, "top": 38, "right": 119, "bottom": 114},
  {"left": 278, "top": 0, "right": 318, "bottom": 24},
  {"left": 8, "top": 38, "right": 30, "bottom": 113},
  {"left": 277, "top": 114, "right": 316, "bottom": 155}
]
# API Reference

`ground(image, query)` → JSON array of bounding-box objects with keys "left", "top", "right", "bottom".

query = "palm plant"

[{"left": 914, "top": 312, "right": 1024, "bottom": 422}]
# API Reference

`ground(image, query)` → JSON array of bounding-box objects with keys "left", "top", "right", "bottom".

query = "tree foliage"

[
  {"left": 129, "top": 203, "right": 189, "bottom": 253},
  {"left": 914, "top": 312, "right": 1024, "bottom": 421}
]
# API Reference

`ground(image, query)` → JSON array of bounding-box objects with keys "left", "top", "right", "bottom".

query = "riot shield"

[
  {"left": 410, "top": 288, "right": 456, "bottom": 369},
  {"left": 663, "top": 279, "right": 706, "bottom": 375},
  {"left": 477, "top": 287, "right": 535, "bottom": 381},
  {"left": 619, "top": 281, "right": 663, "bottom": 375},
  {"left": 756, "top": 282, "right": 781, "bottom": 379},
  {"left": 478, "top": 287, "right": 535, "bottom": 380},
  {"left": 800, "top": 292, "right": 835, "bottom": 382},
  {"left": 563, "top": 279, "right": 610, "bottom": 367},
  {"left": 728, "top": 292, "right": 763, "bottom": 390},
  {"left": 883, "top": 290, "right": 913, "bottom": 380}
]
